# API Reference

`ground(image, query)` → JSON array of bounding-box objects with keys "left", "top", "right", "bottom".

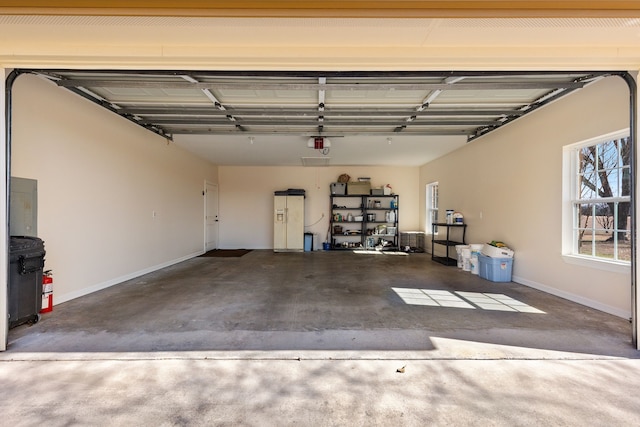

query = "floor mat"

[{"left": 199, "top": 249, "right": 252, "bottom": 258}]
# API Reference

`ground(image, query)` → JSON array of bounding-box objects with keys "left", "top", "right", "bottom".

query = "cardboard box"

[{"left": 347, "top": 182, "right": 371, "bottom": 195}]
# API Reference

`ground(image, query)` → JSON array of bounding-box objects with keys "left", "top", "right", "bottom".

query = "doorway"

[{"left": 205, "top": 181, "right": 219, "bottom": 251}]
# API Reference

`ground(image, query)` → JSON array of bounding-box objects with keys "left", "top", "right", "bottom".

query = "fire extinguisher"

[{"left": 41, "top": 270, "right": 53, "bottom": 314}]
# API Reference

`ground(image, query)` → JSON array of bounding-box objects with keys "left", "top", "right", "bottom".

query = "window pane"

[
  {"left": 577, "top": 203, "right": 594, "bottom": 229},
  {"left": 621, "top": 166, "right": 631, "bottom": 197},
  {"left": 579, "top": 146, "right": 596, "bottom": 174},
  {"left": 578, "top": 229, "right": 593, "bottom": 256},
  {"left": 618, "top": 236, "right": 632, "bottom": 262},
  {"left": 620, "top": 137, "right": 631, "bottom": 167},
  {"left": 617, "top": 201, "right": 631, "bottom": 234},
  {"left": 594, "top": 203, "right": 614, "bottom": 232},
  {"left": 601, "top": 168, "right": 619, "bottom": 197},
  {"left": 594, "top": 238, "right": 614, "bottom": 260},
  {"left": 579, "top": 173, "right": 597, "bottom": 199},
  {"left": 600, "top": 140, "right": 617, "bottom": 169}
]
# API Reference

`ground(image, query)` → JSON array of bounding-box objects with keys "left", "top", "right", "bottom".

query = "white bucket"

[
  {"left": 455, "top": 245, "right": 469, "bottom": 269},
  {"left": 470, "top": 254, "right": 479, "bottom": 275},
  {"left": 462, "top": 248, "right": 472, "bottom": 271},
  {"left": 470, "top": 243, "right": 483, "bottom": 255}
]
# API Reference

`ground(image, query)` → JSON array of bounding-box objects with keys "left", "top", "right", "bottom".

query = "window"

[
  {"left": 564, "top": 130, "right": 631, "bottom": 266},
  {"left": 427, "top": 182, "right": 439, "bottom": 234}
]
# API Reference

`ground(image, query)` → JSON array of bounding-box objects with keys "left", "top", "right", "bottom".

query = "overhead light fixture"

[
  {"left": 249, "top": 137, "right": 254, "bottom": 144},
  {"left": 387, "top": 137, "right": 392, "bottom": 145}
]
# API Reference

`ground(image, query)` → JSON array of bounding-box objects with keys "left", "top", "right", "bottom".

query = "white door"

[{"left": 205, "top": 182, "right": 219, "bottom": 251}]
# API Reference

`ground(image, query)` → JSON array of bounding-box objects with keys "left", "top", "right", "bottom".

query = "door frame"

[{"left": 204, "top": 180, "right": 219, "bottom": 252}]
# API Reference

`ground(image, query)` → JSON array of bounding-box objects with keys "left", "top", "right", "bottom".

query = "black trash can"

[{"left": 9, "top": 236, "right": 46, "bottom": 329}]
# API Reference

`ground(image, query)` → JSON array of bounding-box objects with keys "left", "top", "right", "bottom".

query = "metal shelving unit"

[
  {"left": 330, "top": 194, "right": 399, "bottom": 250},
  {"left": 431, "top": 223, "right": 467, "bottom": 265}
]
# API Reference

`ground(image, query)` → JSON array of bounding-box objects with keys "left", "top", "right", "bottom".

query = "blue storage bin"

[
  {"left": 478, "top": 254, "right": 513, "bottom": 282},
  {"left": 304, "top": 233, "right": 313, "bottom": 252}
]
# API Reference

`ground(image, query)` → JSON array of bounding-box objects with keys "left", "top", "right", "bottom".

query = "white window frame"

[
  {"left": 426, "top": 182, "right": 439, "bottom": 235},
  {"left": 562, "top": 129, "right": 631, "bottom": 273}
]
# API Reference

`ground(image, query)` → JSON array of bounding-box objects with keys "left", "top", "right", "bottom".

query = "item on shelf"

[
  {"left": 333, "top": 225, "right": 343, "bottom": 234},
  {"left": 337, "top": 174, "right": 350, "bottom": 183},
  {"left": 385, "top": 210, "right": 396, "bottom": 223},
  {"left": 446, "top": 209, "right": 454, "bottom": 224},
  {"left": 347, "top": 181, "right": 371, "bottom": 195},
  {"left": 330, "top": 182, "right": 346, "bottom": 195},
  {"left": 453, "top": 212, "right": 464, "bottom": 224}
]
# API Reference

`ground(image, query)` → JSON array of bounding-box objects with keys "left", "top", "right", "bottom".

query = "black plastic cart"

[{"left": 8, "top": 236, "right": 46, "bottom": 329}]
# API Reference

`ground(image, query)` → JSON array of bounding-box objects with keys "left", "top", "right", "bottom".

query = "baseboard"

[
  {"left": 54, "top": 250, "right": 203, "bottom": 305},
  {"left": 512, "top": 275, "right": 631, "bottom": 320}
]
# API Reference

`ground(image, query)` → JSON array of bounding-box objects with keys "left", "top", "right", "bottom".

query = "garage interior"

[
  {"left": 2, "top": 3, "right": 640, "bottom": 424},
  {"left": 4, "top": 68, "right": 636, "bottom": 355}
]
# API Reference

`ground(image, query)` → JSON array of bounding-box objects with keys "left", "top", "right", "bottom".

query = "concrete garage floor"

[{"left": 2, "top": 250, "right": 640, "bottom": 425}]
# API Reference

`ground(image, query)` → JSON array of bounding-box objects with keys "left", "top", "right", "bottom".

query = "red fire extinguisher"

[{"left": 41, "top": 270, "right": 53, "bottom": 314}]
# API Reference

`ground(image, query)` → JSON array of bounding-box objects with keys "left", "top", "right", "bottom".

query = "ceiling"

[
  {"left": 29, "top": 69, "right": 613, "bottom": 166},
  {"left": 2, "top": 11, "right": 639, "bottom": 166}
]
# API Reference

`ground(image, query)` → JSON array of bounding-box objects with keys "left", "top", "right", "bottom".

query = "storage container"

[
  {"left": 400, "top": 232, "right": 425, "bottom": 251},
  {"left": 478, "top": 254, "right": 513, "bottom": 282},
  {"left": 455, "top": 245, "right": 469, "bottom": 269},
  {"left": 371, "top": 187, "right": 384, "bottom": 196},
  {"left": 481, "top": 243, "right": 514, "bottom": 258},
  {"left": 304, "top": 233, "right": 313, "bottom": 251},
  {"left": 387, "top": 226, "right": 397, "bottom": 235},
  {"left": 330, "top": 182, "right": 346, "bottom": 195},
  {"left": 9, "top": 236, "right": 46, "bottom": 329},
  {"left": 347, "top": 181, "right": 371, "bottom": 195}
]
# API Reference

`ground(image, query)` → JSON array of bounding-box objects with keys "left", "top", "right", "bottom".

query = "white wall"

[
  {"left": 218, "top": 166, "right": 419, "bottom": 249},
  {"left": 420, "top": 76, "right": 632, "bottom": 318},
  {"left": 10, "top": 74, "right": 218, "bottom": 304}
]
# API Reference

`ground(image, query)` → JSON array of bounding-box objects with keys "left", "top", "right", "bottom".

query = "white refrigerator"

[{"left": 273, "top": 195, "right": 304, "bottom": 252}]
